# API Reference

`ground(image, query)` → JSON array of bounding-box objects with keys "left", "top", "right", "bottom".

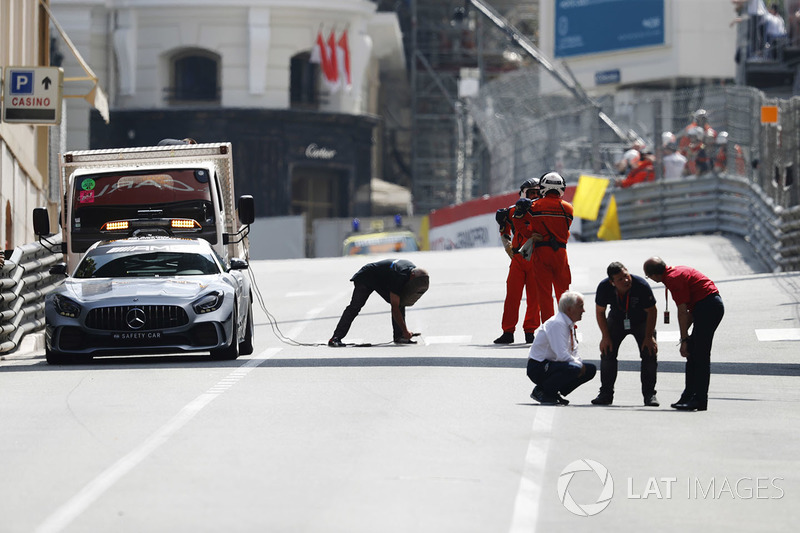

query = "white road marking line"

[
  {"left": 423, "top": 335, "right": 472, "bottom": 344},
  {"left": 37, "top": 295, "right": 344, "bottom": 532},
  {"left": 755, "top": 328, "right": 800, "bottom": 341},
  {"left": 35, "top": 348, "right": 282, "bottom": 533},
  {"left": 508, "top": 406, "right": 556, "bottom": 533},
  {"left": 284, "top": 291, "right": 317, "bottom": 297}
]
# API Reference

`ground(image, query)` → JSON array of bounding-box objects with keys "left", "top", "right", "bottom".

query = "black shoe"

[
  {"left": 672, "top": 395, "right": 707, "bottom": 411},
  {"left": 494, "top": 332, "right": 514, "bottom": 344},
  {"left": 670, "top": 392, "right": 691, "bottom": 409},
  {"left": 591, "top": 393, "right": 613, "bottom": 405},
  {"left": 524, "top": 332, "right": 535, "bottom": 343},
  {"left": 394, "top": 338, "right": 417, "bottom": 345},
  {"left": 556, "top": 394, "right": 570, "bottom": 406},
  {"left": 644, "top": 393, "right": 660, "bottom": 407},
  {"left": 328, "top": 337, "right": 345, "bottom": 347},
  {"left": 530, "top": 386, "right": 559, "bottom": 405}
]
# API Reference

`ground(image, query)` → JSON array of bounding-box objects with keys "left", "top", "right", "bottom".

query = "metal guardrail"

[
  {"left": 0, "top": 236, "right": 63, "bottom": 354},
  {"left": 581, "top": 174, "right": 800, "bottom": 272}
]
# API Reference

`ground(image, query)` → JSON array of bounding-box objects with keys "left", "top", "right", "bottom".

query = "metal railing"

[
  {"left": 581, "top": 174, "right": 800, "bottom": 272},
  {"left": 0, "top": 237, "right": 63, "bottom": 354}
]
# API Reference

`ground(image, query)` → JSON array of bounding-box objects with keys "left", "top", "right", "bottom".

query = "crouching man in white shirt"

[{"left": 527, "top": 291, "right": 597, "bottom": 405}]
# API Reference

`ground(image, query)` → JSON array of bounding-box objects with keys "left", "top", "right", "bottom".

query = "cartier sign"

[{"left": 305, "top": 143, "right": 337, "bottom": 160}]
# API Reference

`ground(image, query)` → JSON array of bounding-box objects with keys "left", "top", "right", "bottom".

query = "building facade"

[
  {"left": 0, "top": 0, "right": 52, "bottom": 251},
  {"left": 51, "top": 0, "right": 406, "bottom": 237}
]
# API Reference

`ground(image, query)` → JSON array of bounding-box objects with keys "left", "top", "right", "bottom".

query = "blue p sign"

[{"left": 11, "top": 71, "right": 34, "bottom": 95}]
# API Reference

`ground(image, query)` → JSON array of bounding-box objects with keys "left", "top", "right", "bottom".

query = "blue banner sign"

[{"left": 555, "top": 0, "right": 665, "bottom": 58}]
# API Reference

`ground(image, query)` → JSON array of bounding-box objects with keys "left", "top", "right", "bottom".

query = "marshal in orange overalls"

[
  {"left": 497, "top": 204, "right": 541, "bottom": 336},
  {"left": 527, "top": 195, "right": 574, "bottom": 321}
]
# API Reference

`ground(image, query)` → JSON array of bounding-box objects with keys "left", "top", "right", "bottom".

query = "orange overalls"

[
  {"left": 497, "top": 205, "right": 540, "bottom": 334},
  {"left": 527, "top": 196, "right": 573, "bottom": 321},
  {"left": 619, "top": 159, "right": 655, "bottom": 188}
]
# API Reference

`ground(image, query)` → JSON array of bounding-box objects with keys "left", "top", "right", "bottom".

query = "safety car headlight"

[
  {"left": 193, "top": 291, "right": 224, "bottom": 314},
  {"left": 53, "top": 294, "right": 82, "bottom": 318}
]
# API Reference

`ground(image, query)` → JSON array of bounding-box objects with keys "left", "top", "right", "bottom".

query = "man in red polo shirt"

[{"left": 643, "top": 257, "right": 724, "bottom": 411}]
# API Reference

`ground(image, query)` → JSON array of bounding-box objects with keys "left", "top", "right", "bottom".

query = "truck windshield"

[{"left": 71, "top": 169, "right": 215, "bottom": 232}]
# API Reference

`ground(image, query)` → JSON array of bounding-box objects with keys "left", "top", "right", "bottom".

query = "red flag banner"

[
  {"left": 327, "top": 30, "right": 340, "bottom": 89},
  {"left": 337, "top": 30, "right": 352, "bottom": 89}
]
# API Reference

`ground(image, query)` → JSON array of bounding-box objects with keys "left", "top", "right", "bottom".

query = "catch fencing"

[
  {"left": 469, "top": 78, "right": 799, "bottom": 208},
  {"left": 0, "top": 237, "right": 63, "bottom": 354},
  {"left": 468, "top": 73, "right": 800, "bottom": 271}
]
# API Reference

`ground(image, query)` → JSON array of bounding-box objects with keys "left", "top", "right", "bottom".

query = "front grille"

[{"left": 86, "top": 305, "right": 189, "bottom": 331}]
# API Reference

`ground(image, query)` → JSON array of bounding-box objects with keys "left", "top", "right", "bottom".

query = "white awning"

[{"left": 39, "top": 0, "right": 109, "bottom": 123}]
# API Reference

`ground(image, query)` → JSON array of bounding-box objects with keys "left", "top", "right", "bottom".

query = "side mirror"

[
  {"left": 49, "top": 263, "right": 67, "bottom": 276},
  {"left": 33, "top": 207, "right": 51, "bottom": 236},
  {"left": 229, "top": 258, "right": 248, "bottom": 271},
  {"left": 237, "top": 195, "right": 254, "bottom": 225}
]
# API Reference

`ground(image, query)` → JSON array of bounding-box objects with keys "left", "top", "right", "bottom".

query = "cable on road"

[{"left": 247, "top": 265, "right": 402, "bottom": 348}]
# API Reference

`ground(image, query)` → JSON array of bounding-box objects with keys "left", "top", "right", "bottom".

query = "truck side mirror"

[
  {"left": 33, "top": 207, "right": 51, "bottom": 236},
  {"left": 238, "top": 195, "right": 255, "bottom": 225}
]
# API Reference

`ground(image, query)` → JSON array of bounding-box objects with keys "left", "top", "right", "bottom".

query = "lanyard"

[
  {"left": 618, "top": 289, "right": 630, "bottom": 318},
  {"left": 664, "top": 286, "right": 671, "bottom": 324}
]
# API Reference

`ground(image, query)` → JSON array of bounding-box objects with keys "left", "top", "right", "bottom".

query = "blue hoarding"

[{"left": 555, "top": 0, "right": 664, "bottom": 58}]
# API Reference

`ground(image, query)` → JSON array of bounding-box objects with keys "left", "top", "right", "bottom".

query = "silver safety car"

[{"left": 45, "top": 237, "right": 253, "bottom": 364}]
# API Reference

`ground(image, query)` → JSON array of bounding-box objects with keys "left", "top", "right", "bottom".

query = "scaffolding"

[{"left": 407, "top": 0, "right": 539, "bottom": 213}]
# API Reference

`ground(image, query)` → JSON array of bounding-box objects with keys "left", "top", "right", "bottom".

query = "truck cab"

[{"left": 34, "top": 142, "right": 253, "bottom": 272}]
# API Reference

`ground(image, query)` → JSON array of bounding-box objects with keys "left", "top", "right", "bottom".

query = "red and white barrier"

[{"left": 428, "top": 187, "right": 577, "bottom": 250}]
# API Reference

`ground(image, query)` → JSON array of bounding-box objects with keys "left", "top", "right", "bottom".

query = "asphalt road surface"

[{"left": 1, "top": 235, "right": 798, "bottom": 533}]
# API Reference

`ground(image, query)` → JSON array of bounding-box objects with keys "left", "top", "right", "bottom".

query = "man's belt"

[{"left": 534, "top": 241, "right": 567, "bottom": 250}]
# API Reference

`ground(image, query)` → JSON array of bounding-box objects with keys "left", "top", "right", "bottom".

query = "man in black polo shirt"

[
  {"left": 328, "top": 259, "right": 429, "bottom": 347},
  {"left": 592, "top": 262, "right": 659, "bottom": 406}
]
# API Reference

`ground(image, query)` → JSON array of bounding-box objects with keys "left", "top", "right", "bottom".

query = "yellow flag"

[
  {"left": 572, "top": 174, "right": 610, "bottom": 221},
  {"left": 597, "top": 194, "right": 622, "bottom": 241}
]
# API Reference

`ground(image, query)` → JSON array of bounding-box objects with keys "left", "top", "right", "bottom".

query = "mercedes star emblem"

[{"left": 126, "top": 307, "right": 146, "bottom": 330}]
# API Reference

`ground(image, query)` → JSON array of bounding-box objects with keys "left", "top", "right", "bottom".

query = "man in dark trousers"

[
  {"left": 643, "top": 257, "right": 724, "bottom": 411},
  {"left": 592, "top": 262, "right": 659, "bottom": 407},
  {"left": 328, "top": 259, "right": 429, "bottom": 347},
  {"left": 527, "top": 291, "right": 596, "bottom": 405}
]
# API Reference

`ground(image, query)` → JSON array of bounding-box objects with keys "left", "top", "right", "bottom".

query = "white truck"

[{"left": 33, "top": 141, "right": 254, "bottom": 270}]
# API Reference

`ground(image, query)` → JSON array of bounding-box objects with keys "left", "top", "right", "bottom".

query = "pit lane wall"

[{"left": 427, "top": 187, "right": 577, "bottom": 250}]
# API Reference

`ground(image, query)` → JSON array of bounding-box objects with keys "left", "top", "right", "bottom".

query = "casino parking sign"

[{"left": 2, "top": 67, "right": 63, "bottom": 125}]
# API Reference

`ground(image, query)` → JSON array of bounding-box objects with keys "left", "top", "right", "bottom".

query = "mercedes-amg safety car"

[{"left": 45, "top": 237, "right": 253, "bottom": 364}]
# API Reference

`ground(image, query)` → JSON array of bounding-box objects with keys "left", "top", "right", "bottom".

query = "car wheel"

[
  {"left": 239, "top": 302, "right": 254, "bottom": 356},
  {"left": 210, "top": 308, "right": 240, "bottom": 360}
]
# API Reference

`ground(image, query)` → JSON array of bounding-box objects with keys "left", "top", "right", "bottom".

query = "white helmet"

[
  {"left": 716, "top": 131, "right": 729, "bottom": 145},
  {"left": 539, "top": 172, "right": 566, "bottom": 198},
  {"left": 689, "top": 126, "right": 705, "bottom": 139}
]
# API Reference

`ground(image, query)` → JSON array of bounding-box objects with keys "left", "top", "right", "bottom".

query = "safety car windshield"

[{"left": 74, "top": 244, "right": 222, "bottom": 278}]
